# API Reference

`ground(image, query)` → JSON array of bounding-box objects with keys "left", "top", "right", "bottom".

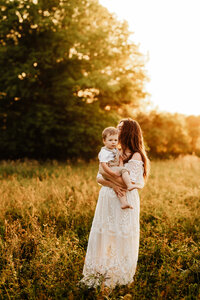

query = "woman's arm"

[
  {"left": 125, "top": 152, "right": 144, "bottom": 189},
  {"left": 97, "top": 177, "right": 126, "bottom": 197},
  {"left": 131, "top": 152, "right": 142, "bottom": 161},
  {"left": 98, "top": 172, "right": 127, "bottom": 188}
]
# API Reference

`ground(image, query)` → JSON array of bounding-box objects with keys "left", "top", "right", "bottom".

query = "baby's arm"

[{"left": 101, "top": 162, "right": 120, "bottom": 178}]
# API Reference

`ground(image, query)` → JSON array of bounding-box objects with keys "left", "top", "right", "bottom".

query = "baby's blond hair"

[{"left": 102, "top": 127, "right": 118, "bottom": 140}]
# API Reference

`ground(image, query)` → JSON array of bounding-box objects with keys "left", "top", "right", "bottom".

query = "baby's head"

[{"left": 102, "top": 127, "right": 118, "bottom": 149}]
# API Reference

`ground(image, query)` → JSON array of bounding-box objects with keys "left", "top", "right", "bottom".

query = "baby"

[{"left": 98, "top": 127, "right": 135, "bottom": 209}]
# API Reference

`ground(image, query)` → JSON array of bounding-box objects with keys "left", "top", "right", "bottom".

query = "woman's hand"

[
  {"left": 112, "top": 185, "right": 126, "bottom": 197},
  {"left": 97, "top": 175, "right": 127, "bottom": 191},
  {"left": 120, "top": 153, "right": 127, "bottom": 160}
]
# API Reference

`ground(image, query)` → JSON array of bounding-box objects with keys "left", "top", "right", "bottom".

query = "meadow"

[{"left": 0, "top": 156, "right": 199, "bottom": 299}]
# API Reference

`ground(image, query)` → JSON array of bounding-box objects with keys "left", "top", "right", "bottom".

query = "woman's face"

[{"left": 117, "top": 121, "right": 124, "bottom": 134}]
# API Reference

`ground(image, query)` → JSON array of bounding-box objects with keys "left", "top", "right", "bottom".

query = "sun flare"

[{"left": 100, "top": 0, "right": 200, "bottom": 116}]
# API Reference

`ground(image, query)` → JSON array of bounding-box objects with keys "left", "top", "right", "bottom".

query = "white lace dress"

[{"left": 81, "top": 159, "right": 144, "bottom": 288}]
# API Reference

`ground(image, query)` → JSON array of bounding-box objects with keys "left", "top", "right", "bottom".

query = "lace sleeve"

[{"left": 124, "top": 159, "right": 144, "bottom": 187}]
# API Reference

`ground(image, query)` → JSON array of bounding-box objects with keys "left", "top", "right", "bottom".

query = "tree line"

[
  {"left": 136, "top": 111, "right": 200, "bottom": 159},
  {"left": 0, "top": 0, "right": 199, "bottom": 160}
]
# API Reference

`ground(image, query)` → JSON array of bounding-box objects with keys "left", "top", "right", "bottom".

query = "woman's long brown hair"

[{"left": 118, "top": 118, "right": 150, "bottom": 179}]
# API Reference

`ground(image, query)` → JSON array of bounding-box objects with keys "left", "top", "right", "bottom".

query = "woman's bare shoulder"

[{"left": 131, "top": 152, "right": 142, "bottom": 161}]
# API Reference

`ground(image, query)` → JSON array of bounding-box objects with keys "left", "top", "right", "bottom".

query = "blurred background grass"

[{"left": 0, "top": 155, "right": 199, "bottom": 299}]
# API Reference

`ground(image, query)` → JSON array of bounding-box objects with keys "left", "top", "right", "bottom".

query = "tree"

[
  {"left": 185, "top": 115, "right": 200, "bottom": 155},
  {"left": 0, "top": 0, "right": 147, "bottom": 159},
  {"left": 136, "top": 111, "right": 190, "bottom": 158}
]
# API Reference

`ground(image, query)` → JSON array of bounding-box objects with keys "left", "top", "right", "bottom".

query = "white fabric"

[
  {"left": 81, "top": 159, "right": 143, "bottom": 288},
  {"left": 124, "top": 159, "right": 144, "bottom": 189},
  {"left": 96, "top": 159, "right": 144, "bottom": 189},
  {"left": 98, "top": 147, "right": 117, "bottom": 163}
]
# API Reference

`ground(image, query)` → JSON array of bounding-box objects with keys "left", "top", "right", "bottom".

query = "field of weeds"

[{"left": 0, "top": 156, "right": 199, "bottom": 299}]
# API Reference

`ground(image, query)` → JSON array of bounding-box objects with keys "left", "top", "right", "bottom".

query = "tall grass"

[{"left": 0, "top": 156, "right": 199, "bottom": 299}]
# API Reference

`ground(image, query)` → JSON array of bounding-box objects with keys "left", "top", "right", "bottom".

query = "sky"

[{"left": 99, "top": 0, "right": 200, "bottom": 116}]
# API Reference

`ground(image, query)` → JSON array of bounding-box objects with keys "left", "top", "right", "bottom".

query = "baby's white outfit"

[{"left": 98, "top": 147, "right": 129, "bottom": 178}]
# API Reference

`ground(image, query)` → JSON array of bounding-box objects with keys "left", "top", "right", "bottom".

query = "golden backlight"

[{"left": 100, "top": 0, "right": 200, "bottom": 116}]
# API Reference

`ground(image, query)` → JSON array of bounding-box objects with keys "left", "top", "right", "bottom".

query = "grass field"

[{"left": 0, "top": 156, "right": 199, "bottom": 299}]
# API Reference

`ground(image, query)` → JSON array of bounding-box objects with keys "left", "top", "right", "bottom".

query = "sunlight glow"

[{"left": 99, "top": 0, "right": 200, "bottom": 116}]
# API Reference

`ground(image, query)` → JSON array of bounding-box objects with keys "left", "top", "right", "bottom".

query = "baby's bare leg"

[
  {"left": 122, "top": 171, "right": 135, "bottom": 191},
  {"left": 118, "top": 194, "right": 133, "bottom": 210}
]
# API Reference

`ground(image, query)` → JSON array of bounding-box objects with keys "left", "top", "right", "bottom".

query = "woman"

[{"left": 81, "top": 118, "right": 149, "bottom": 288}]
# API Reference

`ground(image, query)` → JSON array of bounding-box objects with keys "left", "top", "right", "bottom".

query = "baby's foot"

[
  {"left": 121, "top": 203, "right": 133, "bottom": 209},
  {"left": 127, "top": 183, "right": 135, "bottom": 191}
]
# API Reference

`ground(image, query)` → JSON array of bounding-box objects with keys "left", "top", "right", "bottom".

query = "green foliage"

[
  {"left": 0, "top": 0, "right": 146, "bottom": 160},
  {"left": 1, "top": 0, "right": 199, "bottom": 160},
  {"left": 1, "top": 101, "right": 118, "bottom": 160}
]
